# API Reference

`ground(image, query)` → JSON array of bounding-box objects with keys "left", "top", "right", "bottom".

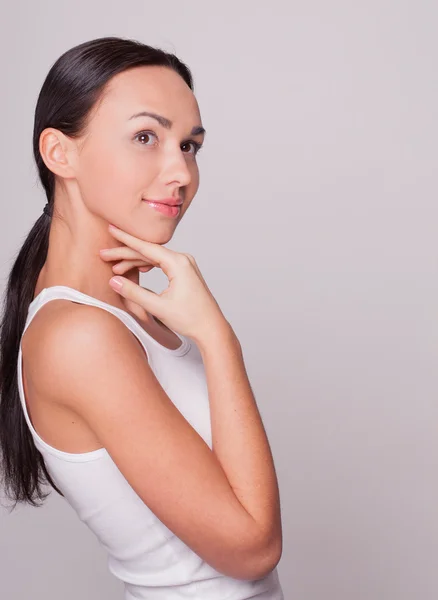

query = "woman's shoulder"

[{"left": 22, "top": 299, "right": 143, "bottom": 394}]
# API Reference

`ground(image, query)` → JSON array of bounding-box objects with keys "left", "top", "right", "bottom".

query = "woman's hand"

[{"left": 99, "top": 224, "right": 231, "bottom": 343}]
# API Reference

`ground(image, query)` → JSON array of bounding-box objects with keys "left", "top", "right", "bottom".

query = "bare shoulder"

[{"left": 23, "top": 300, "right": 148, "bottom": 396}]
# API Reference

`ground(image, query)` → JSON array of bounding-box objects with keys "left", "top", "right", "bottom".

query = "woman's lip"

[
  {"left": 142, "top": 197, "right": 182, "bottom": 206},
  {"left": 143, "top": 200, "right": 181, "bottom": 218}
]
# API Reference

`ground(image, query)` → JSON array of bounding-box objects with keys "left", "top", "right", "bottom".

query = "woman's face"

[{"left": 71, "top": 65, "right": 205, "bottom": 244}]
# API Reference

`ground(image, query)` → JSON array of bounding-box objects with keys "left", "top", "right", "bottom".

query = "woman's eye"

[
  {"left": 134, "top": 131, "right": 157, "bottom": 145},
  {"left": 182, "top": 141, "right": 203, "bottom": 155}
]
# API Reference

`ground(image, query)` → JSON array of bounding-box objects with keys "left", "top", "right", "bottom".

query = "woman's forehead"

[
  {"left": 91, "top": 68, "right": 200, "bottom": 127},
  {"left": 105, "top": 66, "right": 195, "bottom": 107}
]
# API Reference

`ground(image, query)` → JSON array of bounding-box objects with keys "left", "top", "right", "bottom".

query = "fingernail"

[{"left": 109, "top": 277, "right": 123, "bottom": 290}]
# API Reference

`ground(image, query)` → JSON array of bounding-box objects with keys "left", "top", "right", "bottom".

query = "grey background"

[{"left": 1, "top": 1, "right": 437, "bottom": 598}]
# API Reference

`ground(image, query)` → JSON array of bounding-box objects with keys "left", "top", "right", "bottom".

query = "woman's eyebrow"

[{"left": 128, "top": 111, "right": 206, "bottom": 136}]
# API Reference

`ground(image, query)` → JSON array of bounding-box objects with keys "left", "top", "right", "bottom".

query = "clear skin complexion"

[{"left": 36, "top": 65, "right": 205, "bottom": 326}]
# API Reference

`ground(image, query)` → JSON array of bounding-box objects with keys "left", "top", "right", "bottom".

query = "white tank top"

[{"left": 17, "top": 285, "right": 284, "bottom": 600}]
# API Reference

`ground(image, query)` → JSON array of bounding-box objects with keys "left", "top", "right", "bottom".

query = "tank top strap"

[
  {"left": 24, "top": 285, "right": 190, "bottom": 356},
  {"left": 25, "top": 285, "right": 146, "bottom": 345},
  {"left": 23, "top": 285, "right": 192, "bottom": 357}
]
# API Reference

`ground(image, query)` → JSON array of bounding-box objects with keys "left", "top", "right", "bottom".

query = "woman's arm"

[
  {"left": 197, "top": 323, "right": 283, "bottom": 566},
  {"left": 38, "top": 305, "right": 281, "bottom": 580}
]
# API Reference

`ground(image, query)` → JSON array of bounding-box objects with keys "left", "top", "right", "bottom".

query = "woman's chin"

[{"left": 136, "top": 228, "right": 176, "bottom": 246}]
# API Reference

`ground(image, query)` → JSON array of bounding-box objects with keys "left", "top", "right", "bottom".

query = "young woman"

[{"left": 0, "top": 37, "right": 284, "bottom": 599}]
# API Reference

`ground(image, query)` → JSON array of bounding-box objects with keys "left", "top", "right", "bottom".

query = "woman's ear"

[{"left": 39, "top": 128, "right": 79, "bottom": 179}]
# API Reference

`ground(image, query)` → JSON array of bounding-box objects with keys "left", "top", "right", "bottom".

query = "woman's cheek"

[{"left": 78, "top": 150, "right": 139, "bottom": 213}]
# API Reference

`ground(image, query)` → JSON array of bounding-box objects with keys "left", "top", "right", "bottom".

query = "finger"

[
  {"left": 108, "top": 225, "right": 177, "bottom": 276},
  {"left": 109, "top": 276, "right": 163, "bottom": 317},
  {"left": 112, "top": 260, "right": 155, "bottom": 274},
  {"left": 100, "top": 246, "right": 149, "bottom": 262}
]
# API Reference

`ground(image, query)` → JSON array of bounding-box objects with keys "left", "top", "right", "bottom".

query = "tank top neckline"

[{"left": 29, "top": 285, "right": 191, "bottom": 357}]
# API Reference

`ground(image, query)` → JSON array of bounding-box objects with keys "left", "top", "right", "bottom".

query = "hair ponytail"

[{"left": 0, "top": 207, "right": 64, "bottom": 510}]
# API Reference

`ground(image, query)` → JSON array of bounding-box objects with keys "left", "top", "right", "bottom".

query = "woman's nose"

[{"left": 162, "top": 150, "right": 192, "bottom": 187}]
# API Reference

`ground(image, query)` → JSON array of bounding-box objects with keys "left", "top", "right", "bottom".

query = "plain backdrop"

[{"left": 0, "top": 1, "right": 437, "bottom": 599}]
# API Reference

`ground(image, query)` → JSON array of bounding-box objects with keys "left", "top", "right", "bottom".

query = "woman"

[{"left": 0, "top": 37, "right": 284, "bottom": 599}]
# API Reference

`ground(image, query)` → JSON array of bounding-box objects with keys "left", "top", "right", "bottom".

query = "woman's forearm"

[{"left": 196, "top": 323, "right": 283, "bottom": 555}]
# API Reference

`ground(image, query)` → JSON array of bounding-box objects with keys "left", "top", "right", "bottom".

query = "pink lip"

[
  {"left": 143, "top": 200, "right": 181, "bottom": 218},
  {"left": 143, "top": 197, "right": 182, "bottom": 206}
]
